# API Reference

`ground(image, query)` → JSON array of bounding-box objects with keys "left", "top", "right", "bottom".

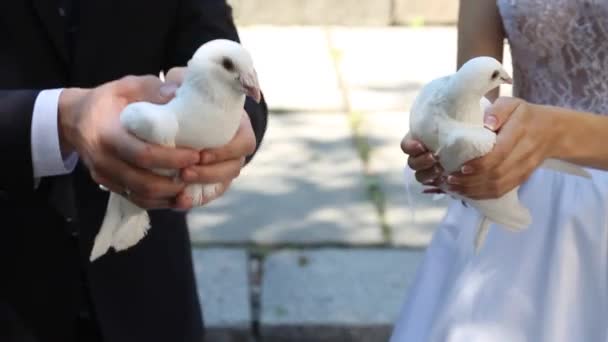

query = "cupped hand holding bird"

[
  {"left": 404, "top": 96, "right": 564, "bottom": 199},
  {"left": 445, "top": 97, "right": 560, "bottom": 199},
  {"left": 91, "top": 39, "right": 262, "bottom": 261},
  {"left": 58, "top": 75, "right": 201, "bottom": 210}
]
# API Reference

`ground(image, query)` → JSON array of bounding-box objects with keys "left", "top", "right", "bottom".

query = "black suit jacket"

[{"left": 0, "top": 1, "right": 268, "bottom": 341}]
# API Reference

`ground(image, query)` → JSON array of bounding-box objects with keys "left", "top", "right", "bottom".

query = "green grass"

[
  {"left": 408, "top": 16, "right": 426, "bottom": 28},
  {"left": 347, "top": 111, "right": 391, "bottom": 242}
]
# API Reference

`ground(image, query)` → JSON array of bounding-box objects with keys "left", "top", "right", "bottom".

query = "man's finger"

[
  {"left": 165, "top": 67, "right": 186, "bottom": 84},
  {"left": 175, "top": 180, "right": 232, "bottom": 209},
  {"left": 96, "top": 152, "right": 186, "bottom": 199},
  {"left": 90, "top": 170, "right": 173, "bottom": 209},
  {"left": 89, "top": 170, "right": 124, "bottom": 195},
  {"left": 108, "top": 128, "right": 200, "bottom": 170},
  {"left": 120, "top": 168, "right": 185, "bottom": 200},
  {"left": 128, "top": 195, "right": 173, "bottom": 210},
  {"left": 181, "top": 158, "right": 243, "bottom": 183},
  {"left": 113, "top": 75, "right": 174, "bottom": 105}
]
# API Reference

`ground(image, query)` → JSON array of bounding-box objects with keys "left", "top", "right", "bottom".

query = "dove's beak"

[
  {"left": 240, "top": 70, "right": 262, "bottom": 103},
  {"left": 501, "top": 75, "right": 513, "bottom": 85}
]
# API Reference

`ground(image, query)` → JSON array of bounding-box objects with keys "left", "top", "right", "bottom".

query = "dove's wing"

[
  {"left": 120, "top": 102, "right": 179, "bottom": 147},
  {"left": 437, "top": 122, "right": 496, "bottom": 173},
  {"left": 480, "top": 96, "right": 492, "bottom": 112},
  {"left": 408, "top": 76, "right": 452, "bottom": 152},
  {"left": 467, "top": 191, "right": 532, "bottom": 230}
]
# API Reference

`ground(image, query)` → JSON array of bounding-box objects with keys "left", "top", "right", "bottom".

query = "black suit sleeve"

[
  {"left": 163, "top": 0, "right": 268, "bottom": 163},
  {"left": 0, "top": 90, "right": 40, "bottom": 194}
]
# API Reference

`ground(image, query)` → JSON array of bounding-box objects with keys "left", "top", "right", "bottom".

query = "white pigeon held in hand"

[
  {"left": 90, "top": 39, "right": 261, "bottom": 261},
  {"left": 408, "top": 56, "right": 590, "bottom": 252}
]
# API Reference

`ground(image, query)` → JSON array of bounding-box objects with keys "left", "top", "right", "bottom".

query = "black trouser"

[{"left": 75, "top": 314, "right": 102, "bottom": 342}]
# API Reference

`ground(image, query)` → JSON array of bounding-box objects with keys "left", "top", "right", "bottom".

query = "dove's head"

[
  {"left": 186, "top": 39, "right": 261, "bottom": 103},
  {"left": 454, "top": 56, "right": 512, "bottom": 95}
]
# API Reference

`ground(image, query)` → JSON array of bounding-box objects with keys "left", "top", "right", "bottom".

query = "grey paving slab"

[
  {"left": 188, "top": 113, "right": 383, "bottom": 245},
  {"left": 229, "top": 0, "right": 391, "bottom": 26},
  {"left": 330, "top": 27, "right": 458, "bottom": 112},
  {"left": 363, "top": 112, "right": 450, "bottom": 247},
  {"left": 330, "top": 27, "right": 514, "bottom": 112},
  {"left": 237, "top": 27, "right": 345, "bottom": 112},
  {"left": 260, "top": 249, "right": 424, "bottom": 342},
  {"left": 394, "top": 0, "right": 459, "bottom": 25},
  {"left": 192, "top": 249, "right": 252, "bottom": 341}
]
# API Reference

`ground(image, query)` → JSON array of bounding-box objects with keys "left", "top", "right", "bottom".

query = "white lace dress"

[{"left": 390, "top": 1, "right": 608, "bottom": 341}]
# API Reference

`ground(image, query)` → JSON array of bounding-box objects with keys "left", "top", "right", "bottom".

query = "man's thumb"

[{"left": 116, "top": 75, "right": 175, "bottom": 104}]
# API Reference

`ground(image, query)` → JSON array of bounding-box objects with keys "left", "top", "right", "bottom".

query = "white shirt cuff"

[{"left": 31, "top": 89, "right": 79, "bottom": 181}]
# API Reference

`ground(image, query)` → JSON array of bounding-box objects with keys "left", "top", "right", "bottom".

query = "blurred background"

[{"left": 190, "top": 1, "right": 513, "bottom": 341}]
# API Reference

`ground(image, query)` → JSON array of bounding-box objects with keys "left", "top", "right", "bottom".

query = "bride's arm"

[
  {"left": 548, "top": 106, "right": 608, "bottom": 170},
  {"left": 446, "top": 98, "right": 608, "bottom": 199},
  {"left": 458, "top": 0, "right": 506, "bottom": 102}
]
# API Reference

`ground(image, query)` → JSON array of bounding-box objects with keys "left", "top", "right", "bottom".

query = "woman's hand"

[
  {"left": 401, "top": 134, "right": 444, "bottom": 194},
  {"left": 446, "top": 97, "right": 561, "bottom": 199}
]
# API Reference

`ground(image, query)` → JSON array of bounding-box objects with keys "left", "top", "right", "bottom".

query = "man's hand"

[
  {"left": 58, "top": 75, "right": 201, "bottom": 209},
  {"left": 162, "top": 67, "right": 257, "bottom": 209},
  {"left": 173, "top": 111, "right": 256, "bottom": 208}
]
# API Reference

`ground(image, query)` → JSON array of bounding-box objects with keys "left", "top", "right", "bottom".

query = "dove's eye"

[
  {"left": 491, "top": 70, "right": 500, "bottom": 80},
  {"left": 222, "top": 58, "right": 235, "bottom": 72}
]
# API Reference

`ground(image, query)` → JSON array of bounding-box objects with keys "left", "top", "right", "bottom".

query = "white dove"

[
  {"left": 408, "top": 56, "right": 590, "bottom": 252},
  {"left": 90, "top": 39, "right": 261, "bottom": 261}
]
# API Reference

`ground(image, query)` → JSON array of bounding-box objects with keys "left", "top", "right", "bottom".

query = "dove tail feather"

[
  {"left": 112, "top": 209, "right": 150, "bottom": 252},
  {"left": 90, "top": 193, "right": 150, "bottom": 261},
  {"left": 90, "top": 229, "right": 114, "bottom": 262},
  {"left": 90, "top": 193, "right": 123, "bottom": 261},
  {"left": 469, "top": 189, "right": 532, "bottom": 231},
  {"left": 474, "top": 216, "right": 491, "bottom": 253},
  {"left": 541, "top": 159, "right": 591, "bottom": 179}
]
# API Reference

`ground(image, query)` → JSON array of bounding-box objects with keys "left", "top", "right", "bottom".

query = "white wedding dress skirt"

[{"left": 390, "top": 167, "right": 608, "bottom": 342}]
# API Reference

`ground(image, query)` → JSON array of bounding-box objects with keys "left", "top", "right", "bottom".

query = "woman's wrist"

[
  {"left": 536, "top": 104, "right": 568, "bottom": 160},
  {"left": 537, "top": 104, "right": 601, "bottom": 164}
]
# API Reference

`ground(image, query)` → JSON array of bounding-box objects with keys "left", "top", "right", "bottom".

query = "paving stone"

[
  {"left": 188, "top": 113, "right": 383, "bottom": 245},
  {"left": 330, "top": 27, "right": 515, "bottom": 112},
  {"left": 229, "top": 0, "right": 391, "bottom": 26},
  {"left": 329, "top": 27, "right": 458, "bottom": 112},
  {"left": 260, "top": 249, "right": 424, "bottom": 342},
  {"left": 238, "top": 27, "right": 344, "bottom": 112},
  {"left": 394, "top": 0, "right": 459, "bottom": 25},
  {"left": 192, "top": 249, "right": 252, "bottom": 341},
  {"left": 363, "top": 112, "right": 451, "bottom": 247}
]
